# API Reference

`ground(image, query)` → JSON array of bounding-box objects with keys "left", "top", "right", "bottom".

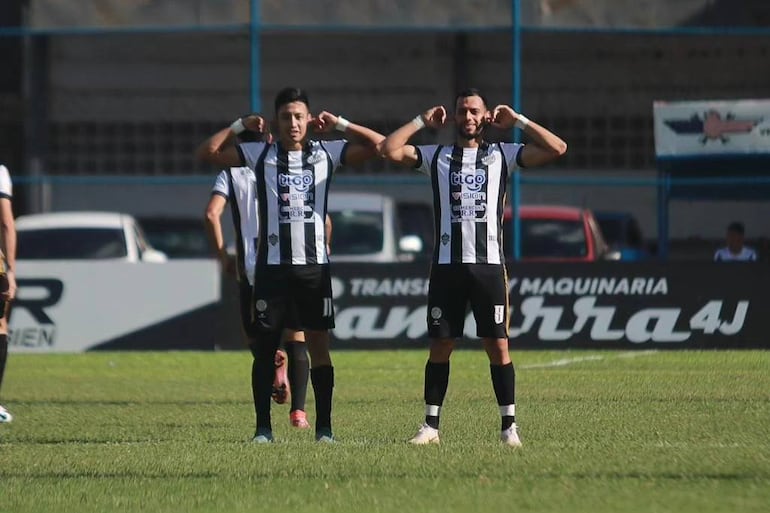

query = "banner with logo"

[
  {"left": 329, "top": 262, "right": 769, "bottom": 349},
  {"left": 9, "top": 261, "right": 222, "bottom": 353},
  {"left": 10, "top": 261, "right": 767, "bottom": 351},
  {"left": 654, "top": 100, "right": 770, "bottom": 158}
]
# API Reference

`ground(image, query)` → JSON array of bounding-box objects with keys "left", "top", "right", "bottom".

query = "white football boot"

[
  {"left": 0, "top": 405, "right": 12, "bottom": 423},
  {"left": 408, "top": 423, "right": 440, "bottom": 445},
  {"left": 500, "top": 425, "right": 522, "bottom": 447}
]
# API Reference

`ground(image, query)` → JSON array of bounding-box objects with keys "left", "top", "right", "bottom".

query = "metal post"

[
  {"left": 249, "top": 0, "right": 261, "bottom": 113},
  {"left": 510, "top": 0, "right": 522, "bottom": 260}
]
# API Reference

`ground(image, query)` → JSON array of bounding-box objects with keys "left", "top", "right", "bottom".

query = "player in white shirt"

[
  {"left": 197, "top": 87, "right": 384, "bottom": 443},
  {"left": 0, "top": 164, "right": 17, "bottom": 423},
  {"left": 714, "top": 222, "right": 757, "bottom": 262},
  {"left": 380, "top": 89, "right": 567, "bottom": 447}
]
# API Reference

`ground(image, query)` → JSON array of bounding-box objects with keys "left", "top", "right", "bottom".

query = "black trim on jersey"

[
  {"left": 211, "top": 190, "right": 228, "bottom": 199},
  {"left": 302, "top": 146, "right": 319, "bottom": 264},
  {"left": 254, "top": 144, "right": 273, "bottom": 267},
  {"left": 338, "top": 141, "right": 350, "bottom": 167},
  {"left": 429, "top": 146, "right": 444, "bottom": 264},
  {"left": 414, "top": 148, "right": 424, "bottom": 170},
  {"left": 0, "top": 193, "right": 11, "bottom": 200},
  {"left": 448, "top": 145, "right": 465, "bottom": 263},
  {"left": 235, "top": 144, "right": 247, "bottom": 167},
  {"left": 225, "top": 169, "right": 247, "bottom": 283},
  {"left": 474, "top": 142, "right": 491, "bottom": 264},
  {"left": 495, "top": 143, "right": 510, "bottom": 263},
  {"left": 276, "top": 144, "right": 294, "bottom": 265},
  {"left": 514, "top": 144, "right": 526, "bottom": 169}
]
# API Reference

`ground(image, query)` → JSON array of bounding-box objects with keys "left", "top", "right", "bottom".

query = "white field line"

[{"left": 521, "top": 350, "right": 658, "bottom": 370}]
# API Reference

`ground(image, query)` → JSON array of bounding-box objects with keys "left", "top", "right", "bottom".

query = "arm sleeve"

[
  {"left": 415, "top": 145, "right": 439, "bottom": 176},
  {"left": 0, "top": 165, "right": 12, "bottom": 199},
  {"left": 499, "top": 142, "right": 525, "bottom": 171},
  {"left": 321, "top": 140, "right": 349, "bottom": 169},
  {"left": 238, "top": 142, "right": 267, "bottom": 170},
  {"left": 211, "top": 170, "right": 230, "bottom": 198}
]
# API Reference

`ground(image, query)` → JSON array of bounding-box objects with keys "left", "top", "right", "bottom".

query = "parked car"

[
  {"left": 593, "top": 211, "right": 650, "bottom": 261},
  {"left": 504, "top": 205, "right": 618, "bottom": 262},
  {"left": 327, "top": 192, "right": 428, "bottom": 262},
  {"left": 137, "top": 216, "right": 211, "bottom": 259},
  {"left": 16, "top": 211, "right": 167, "bottom": 262}
]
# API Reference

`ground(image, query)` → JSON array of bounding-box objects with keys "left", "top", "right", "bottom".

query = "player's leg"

[
  {"left": 470, "top": 264, "right": 521, "bottom": 447},
  {"left": 249, "top": 267, "right": 289, "bottom": 442},
  {"left": 0, "top": 304, "right": 11, "bottom": 423},
  {"left": 272, "top": 337, "right": 290, "bottom": 406},
  {"left": 411, "top": 265, "right": 467, "bottom": 444},
  {"left": 281, "top": 328, "right": 310, "bottom": 428},
  {"left": 292, "top": 264, "right": 335, "bottom": 442}
]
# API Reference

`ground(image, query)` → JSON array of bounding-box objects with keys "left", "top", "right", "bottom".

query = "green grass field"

[{"left": 1, "top": 350, "right": 768, "bottom": 513}]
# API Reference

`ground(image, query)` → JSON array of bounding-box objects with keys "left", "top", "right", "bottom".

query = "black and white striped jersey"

[
  {"left": 415, "top": 142, "right": 523, "bottom": 265},
  {"left": 239, "top": 140, "right": 347, "bottom": 265},
  {"left": 211, "top": 167, "right": 259, "bottom": 285}
]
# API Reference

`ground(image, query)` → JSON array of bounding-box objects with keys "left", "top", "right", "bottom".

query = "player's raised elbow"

[
  {"left": 553, "top": 139, "right": 568, "bottom": 158},
  {"left": 543, "top": 139, "right": 567, "bottom": 162},
  {"left": 195, "top": 142, "right": 217, "bottom": 164}
]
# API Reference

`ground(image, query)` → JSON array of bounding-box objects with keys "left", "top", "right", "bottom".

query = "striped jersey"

[
  {"left": 0, "top": 165, "right": 12, "bottom": 199},
  {"left": 211, "top": 166, "right": 259, "bottom": 285},
  {"left": 714, "top": 246, "right": 757, "bottom": 262},
  {"left": 415, "top": 142, "right": 523, "bottom": 265},
  {"left": 239, "top": 140, "right": 347, "bottom": 265}
]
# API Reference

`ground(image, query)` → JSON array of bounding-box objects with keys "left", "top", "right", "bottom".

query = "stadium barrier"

[{"left": 9, "top": 260, "right": 768, "bottom": 352}]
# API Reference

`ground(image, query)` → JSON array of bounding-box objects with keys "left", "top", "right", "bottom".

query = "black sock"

[
  {"left": 0, "top": 334, "right": 7, "bottom": 397},
  {"left": 490, "top": 363, "right": 516, "bottom": 430},
  {"left": 285, "top": 341, "right": 309, "bottom": 413},
  {"left": 310, "top": 365, "right": 334, "bottom": 431},
  {"left": 249, "top": 333, "right": 281, "bottom": 433},
  {"left": 424, "top": 361, "right": 450, "bottom": 429}
]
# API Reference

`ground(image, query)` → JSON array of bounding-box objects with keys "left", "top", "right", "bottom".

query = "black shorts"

[
  {"left": 427, "top": 263, "right": 509, "bottom": 339},
  {"left": 252, "top": 264, "right": 334, "bottom": 333},
  {"left": 238, "top": 281, "right": 258, "bottom": 338}
]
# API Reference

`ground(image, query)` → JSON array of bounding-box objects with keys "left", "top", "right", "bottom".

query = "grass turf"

[{"left": 1, "top": 350, "right": 768, "bottom": 513}]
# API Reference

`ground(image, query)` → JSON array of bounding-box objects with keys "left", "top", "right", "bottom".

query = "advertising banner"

[
  {"left": 9, "top": 260, "right": 221, "bottom": 352},
  {"left": 654, "top": 99, "right": 770, "bottom": 158},
  {"left": 9, "top": 261, "right": 767, "bottom": 351},
  {"left": 329, "top": 262, "right": 769, "bottom": 349}
]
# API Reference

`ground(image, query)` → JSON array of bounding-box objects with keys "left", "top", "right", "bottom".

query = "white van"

[
  {"left": 15, "top": 211, "right": 167, "bottom": 263},
  {"left": 327, "top": 192, "right": 427, "bottom": 263}
]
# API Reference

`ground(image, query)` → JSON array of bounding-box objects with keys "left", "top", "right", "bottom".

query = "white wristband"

[
  {"left": 515, "top": 115, "right": 530, "bottom": 130},
  {"left": 335, "top": 116, "right": 350, "bottom": 132},
  {"left": 412, "top": 115, "right": 426, "bottom": 129},
  {"left": 230, "top": 118, "right": 246, "bottom": 135}
]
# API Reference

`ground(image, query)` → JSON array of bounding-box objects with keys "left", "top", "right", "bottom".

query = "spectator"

[{"left": 714, "top": 222, "right": 757, "bottom": 262}]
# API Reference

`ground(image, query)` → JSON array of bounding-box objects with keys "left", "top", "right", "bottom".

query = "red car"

[{"left": 503, "top": 205, "right": 615, "bottom": 262}]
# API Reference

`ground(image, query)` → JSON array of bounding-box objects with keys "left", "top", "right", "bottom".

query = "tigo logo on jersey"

[
  {"left": 450, "top": 170, "right": 487, "bottom": 191},
  {"left": 278, "top": 170, "right": 314, "bottom": 191}
]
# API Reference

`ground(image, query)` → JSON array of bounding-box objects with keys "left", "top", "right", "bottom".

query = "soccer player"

[
  {"left": 204, "top": 129, "right": 335, "bottom": 429},
  {"left": 197, "top": 87, "right": 384, "bottom": 442},
  {"left": 379, "top": 88, "right": 567, "bottom": 446},
  {"left": 0, "top": 163, "right": 17, "bottom": 423},
  {"left": 714, "top": 222, "right": 757, "bottom": 262}
]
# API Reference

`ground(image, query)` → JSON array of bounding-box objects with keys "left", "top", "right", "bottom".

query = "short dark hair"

[
  {"left": 274, "top": 87, "right": 310, "bottom": 113},
  {"left": 727, "top": 221, "right": 745, "bottom": 235},
  {"left": 454, "top": 88, "right": 489, "bottom": 110}
]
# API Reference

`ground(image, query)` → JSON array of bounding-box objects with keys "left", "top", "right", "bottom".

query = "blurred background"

[{"left": 1, "top": 0, "right": 769, "bottom": 261}]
